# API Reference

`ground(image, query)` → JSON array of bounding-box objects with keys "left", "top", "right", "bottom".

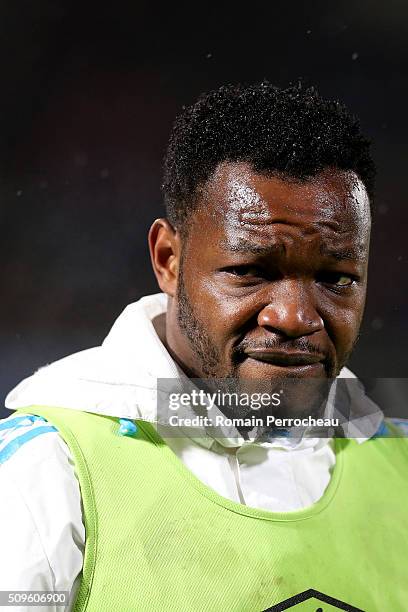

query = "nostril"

[{"left": 257, "top": 302, "right": 323, "bottom": 338}]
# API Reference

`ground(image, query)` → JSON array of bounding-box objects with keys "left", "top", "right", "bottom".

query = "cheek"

[
  {"left": 319, "top": 293, "right": 366, "bottom": 353},
  {"left": 187, "top": 272, "right": 251, "bottom": 339}
]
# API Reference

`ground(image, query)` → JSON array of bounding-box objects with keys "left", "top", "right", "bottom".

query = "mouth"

[
  {"left": 242, "top": 350, "right": 326, "bottom": 375},
  {"left": 244, "top": 350, "right": 325, "bottom": 366}
]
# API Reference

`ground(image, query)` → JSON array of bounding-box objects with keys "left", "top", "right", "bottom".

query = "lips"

[{"left": 243, "top": 350, "right": 325, "bottom": 367}]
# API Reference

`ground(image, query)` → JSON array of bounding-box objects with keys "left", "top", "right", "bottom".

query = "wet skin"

[{"left": 149, "top": 161, "right": 371, "bottom": 382}]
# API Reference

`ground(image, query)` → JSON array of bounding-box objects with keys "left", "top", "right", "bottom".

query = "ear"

[{"left": 148, "top": 218, "right": 181, "bottom": 298}]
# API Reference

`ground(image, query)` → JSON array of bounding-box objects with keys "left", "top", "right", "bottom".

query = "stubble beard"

[{"left": 176, "top": 266, "right": 231, "bottom": 379}]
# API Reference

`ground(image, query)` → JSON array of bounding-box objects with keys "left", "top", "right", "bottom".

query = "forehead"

[{"left": 193, "top": 161, "right": 371, "bottom": 251}]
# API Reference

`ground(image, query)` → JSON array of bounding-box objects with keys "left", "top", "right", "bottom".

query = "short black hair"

[{"left": 163, "top": 81, "right": 376, "bottom": 230}]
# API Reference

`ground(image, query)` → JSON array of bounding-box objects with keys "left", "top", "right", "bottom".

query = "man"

[{"left": 1, "top": 82, "right": 407, "bottom": 612}]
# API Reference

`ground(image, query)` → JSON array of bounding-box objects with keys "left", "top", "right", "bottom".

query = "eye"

[
  {"left": 318, "top": 272, "right": 356, "bottom": 288},
  {"left": 336, "top": 275, "right": 354, "bottom": 286},
  {"left": 221, "top": 265, "right": 265, "bottom": 278}
]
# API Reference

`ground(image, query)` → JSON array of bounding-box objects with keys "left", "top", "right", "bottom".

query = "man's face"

[{"left": 166, "top": 161, "right": 371, "bottom": 380}]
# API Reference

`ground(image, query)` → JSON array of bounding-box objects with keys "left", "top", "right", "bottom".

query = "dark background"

[{"left": 1, "top": 0, "right": 407, "bottom": 417}]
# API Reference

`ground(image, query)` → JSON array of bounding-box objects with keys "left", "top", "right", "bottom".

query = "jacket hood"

[{"left": 5, "top": 293, "right": 177, "bottom": 422}]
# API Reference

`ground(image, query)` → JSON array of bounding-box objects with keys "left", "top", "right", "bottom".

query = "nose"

[{"left": 257, "top": 280, "right": 324, "bottom": 338}]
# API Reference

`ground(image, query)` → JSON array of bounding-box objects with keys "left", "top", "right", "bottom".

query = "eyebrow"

[
  {"left": 219, "top": 237, "right": 366, "bottom": 261},
  {"left": 319, "top": 245, "right": 366, "bottom": 261},
  {"left": 219, "top": 237, "right": 285, "bottom": 256}
]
